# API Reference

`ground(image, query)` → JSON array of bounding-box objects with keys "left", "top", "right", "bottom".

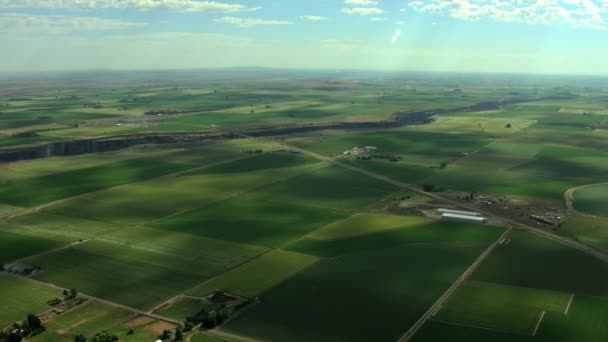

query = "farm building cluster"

[
  {"left": 438, "top": 208, "right": 488, "bottom": 224},
  {"left": 341, "top": 146, "right": 377, "bottom": 156}
]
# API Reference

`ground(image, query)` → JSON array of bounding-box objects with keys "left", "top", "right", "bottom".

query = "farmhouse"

[{"left": 441, "top": 213, "right": 488, "bottom": 224}]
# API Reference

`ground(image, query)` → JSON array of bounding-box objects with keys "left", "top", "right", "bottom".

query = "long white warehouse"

[
  {"left": 437, "top": 208, "right": 483, "bottom": 217},
  {"left": 441, "top": 213, "right": 488, "bottom": 224}
]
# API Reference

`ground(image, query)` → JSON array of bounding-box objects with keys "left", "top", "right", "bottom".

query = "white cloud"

[
  {"left": 369, "top": 17, "right": 387, "bottom": 21},
  {"left": 344, "top": 0, "right": 378, "bottom": 5},
  {"left": 300, "top": 15, "right": 328, "bottom": 21},
  {"left": 395, "top": 20, "right": 405, "bottom": 25},
  {"left": 0, "top": 0, "right": 260, "bottom": 12},
  {"left": 0, "top": 12, "right": 145, "bottom": 33},
  {"left": 214, "top": 16, "right": 292, "bottom": 27},
  {"left": 341, "top": 7, "right": 384, "bottom": 15},
  {"left": 408, "top": 0, "right": 608, "bottom": 30}
]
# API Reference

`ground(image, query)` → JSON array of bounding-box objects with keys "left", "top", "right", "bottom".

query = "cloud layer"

[
  {"left": 0, "top": 12, "right": 146, "bottom": 33},
  {"left": 409, "top": 0, "right": 608, "bottom": 30},
  {"left": 0, "top": 0, "right": 259, "bottom": 12},
  {"left": 214, "top": 16, "right": 292, "bottom": 27}
]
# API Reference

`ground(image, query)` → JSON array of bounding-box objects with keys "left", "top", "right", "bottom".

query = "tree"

[
  {"left": 26, "top": 314, "right": 43, "bottom": 331},
  {"left": 439, "top": 162, "right": 448, "bottom": 170},
  {"left": 70, "top": 288, "right": 79, "bottom": 298},
  {"left": 423, "top": 184, "right": 436, "bottom": 192},
  {"left": 174, "top": 328, "right": 183, "bottom": 341},
  {"left": 505, "top": 123, "right": 512, "bottom": 128},
  {"left": 75, "top": 334, "right": 87, "bottom": 342}
]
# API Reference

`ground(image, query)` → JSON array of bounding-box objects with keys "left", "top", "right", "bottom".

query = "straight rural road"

[{"left": 397, "top": 228, "right": 512, "bottom": 342}]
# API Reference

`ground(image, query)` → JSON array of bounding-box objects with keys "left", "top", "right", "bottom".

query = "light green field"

[
  {"left": 558, "top": 215, "right": 608, "bottom": 252},
  {"left": 0, "top": 212, "right": 123, "bottom": 242},
  {"left": 45, "top": 301, "right": 131, "bottom": 337},
  {"left": 309, "top": 213, "right": 431, "bottom": 240},
  {"left": 478, "top": 141, "right": 543, "bottom": 157},
  {"left": 188, "top": 250, "right": 319, "bottom": 298},
  {"left": 107, "top": 316, "right": 177, "bottom": 342},
  {"left": 94, "top": 227, "right": 268, "bottom": 276},
  {"left": 0, "top": 274, "right": 59, "bottom": 328},
  {"left": 572, "top": 184, "right": 608, "bottom": 217},
  {"left": 436, "top": 280, "right": 570, "bottom": 334}
]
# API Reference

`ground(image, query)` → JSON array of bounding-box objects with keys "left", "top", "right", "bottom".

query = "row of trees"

[{"left": 0, "top": 314, "right": 46, "bottom": 342}]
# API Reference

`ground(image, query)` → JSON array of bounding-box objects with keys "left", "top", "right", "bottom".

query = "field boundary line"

[
  {"left": 397, "top": 228, "right": 512, "bottom": 342},
  {"left": 433, "top": 319, "right": 516, "bottom": 334},
  {"left": 565, "top": 294, "right": 574, "bottom": 315},
  {"left": 212, "top": 329, "right": 264, "bottom": 342},
  {"left": 533, "top": 311, "right": 545, "bottom": 336}
]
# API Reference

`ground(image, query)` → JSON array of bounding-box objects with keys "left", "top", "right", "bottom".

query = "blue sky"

[{"left": 1, "top": 0, "right": 607, "bottom": 74}]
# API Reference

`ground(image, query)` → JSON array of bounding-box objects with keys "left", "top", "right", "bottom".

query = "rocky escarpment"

[
  {"left": 0, "top": 95, "right": 577, "bottom": 163},
  {"left": 0, "top": 132, "right": 236, "bottom": 162}
]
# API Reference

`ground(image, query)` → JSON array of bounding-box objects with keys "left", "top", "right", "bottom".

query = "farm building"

[
  {"left": 437, "top": 208, "right": 483, "bottom": 217},
  {"left": 441, "top": 213, "right": 488, "bottom": 224}
]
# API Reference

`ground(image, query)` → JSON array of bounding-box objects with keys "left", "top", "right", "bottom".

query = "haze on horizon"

[{"left": 1, "top": 0, "right": 608, "bottom": 75}]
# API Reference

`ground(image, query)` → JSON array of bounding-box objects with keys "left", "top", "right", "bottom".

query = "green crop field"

[
  {"left": 150, "top": 196, "right": 348, "bottom": 248},
  {"left": 308, "top": 213, "right": 431, "bottom": 240},
  {"left": 0, "top": 158, "right": 193, "bottom": 207},
  {"left": 436, "top": 280, "right": 570, "bottom": 334},
  {"left": 572, "top": 184, "right": 608, "bottom": 217},
  {"left": 44, "top": 160, "right": 325, "bottom": 225},
  {"left": 345, "top": 159, "right": 436, "bottom": 182},
  {"left": 0, "top": 230, "right": 62, "bottom": 263},
  {"left": 26, "top": 246, "right": 207, "bottom": 310},
  {"left": 247, "top": 165, "right": 398, "bottom": 210},
  {"left": 412, "top": 320, "right": 533, "bottom": 342},
  {"left": 473, "top": 230, "right": 608, "bottom": 297},
  {"left": 224, "top": 244, "right": 490, "bottom": 342},
  {"left": 0, "top": 274, "right": 59, "bottom": 328},
  {"left": 188, "top": 250, "right": 319, "bottom": 298}
]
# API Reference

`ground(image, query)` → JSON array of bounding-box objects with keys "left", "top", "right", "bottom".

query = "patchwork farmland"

[{"left": 2, "top": 70, "right": 608, "bottom": 342}]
